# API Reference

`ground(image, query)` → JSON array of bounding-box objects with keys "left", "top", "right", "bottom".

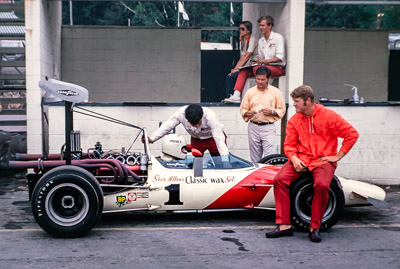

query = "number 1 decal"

[{"left": 164, "top": 184, "right": 183, "bottom": 205}]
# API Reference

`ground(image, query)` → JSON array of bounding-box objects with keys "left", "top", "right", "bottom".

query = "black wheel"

[
  {"left": 290, "top": 175, "right": 345, "bottom": 232},
  {"left": 258, "top": 154, "right": 288, "bottom": 165},
  {"left": 31, "top": 166, "right": 103, "bottom": 238}
]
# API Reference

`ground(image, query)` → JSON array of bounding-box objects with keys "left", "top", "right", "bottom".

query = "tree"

[
  {"left": 63, "top": 2, "right": 400, "bottom": 33},
  {"left": 62, "top": 1, "right": 242, "bottom": 27},
  {"left": 62, "top": 1, "right": 242, "bottom": 42},
  {"left": 306, "top": 4, "right": 400, "bottom": 29}
]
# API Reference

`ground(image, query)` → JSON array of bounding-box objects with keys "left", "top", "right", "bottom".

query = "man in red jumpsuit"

[{"left": 266, "top": 85, "right": 359, "bottom": 242}]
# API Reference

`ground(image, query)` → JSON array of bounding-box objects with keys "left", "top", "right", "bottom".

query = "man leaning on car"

[{"left": 142, "top": 104, "right": 229, "bottom": 161}]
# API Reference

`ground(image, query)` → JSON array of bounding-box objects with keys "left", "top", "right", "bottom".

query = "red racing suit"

[
  {"left": 284, "top": 104, "right": 359, "bottom": 171},
  {"left": 274, "top": 104, "right": 359, "bottom": 229}
]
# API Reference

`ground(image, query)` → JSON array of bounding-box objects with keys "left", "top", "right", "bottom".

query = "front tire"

[
  {"left": 290, "top": 175, "right": 345, "bottom": 232},
  {"left": 31, "top": 166, "right": 103, "bottom": 238}
]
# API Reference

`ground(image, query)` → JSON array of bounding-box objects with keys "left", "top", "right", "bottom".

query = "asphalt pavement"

[{"left": 0, "top": 173, "right": 399, "bottom": 269}]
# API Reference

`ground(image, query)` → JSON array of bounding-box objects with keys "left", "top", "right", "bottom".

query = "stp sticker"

[
  {"left": 128, "top": 192, "right": 149, "bottom": 202},
  {"left": 128, "top": 192, "right": 137, "bottom": 201}
]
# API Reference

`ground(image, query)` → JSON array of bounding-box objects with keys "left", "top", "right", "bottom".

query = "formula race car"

[{"left": 0, "top": 79, "right": 387, "bottom": 238}]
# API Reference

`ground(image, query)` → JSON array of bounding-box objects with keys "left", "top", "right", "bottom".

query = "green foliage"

[
  {"left": 62, "top": 2, "right": 400, "bottom": 32},
  {"left": 62, "top": 1, "right": 242, "bottom": 42},
  {"left": 306, "top": 4, "right": 400, "bottom": 29},
  {"left": 381, "top": 6, "right": 400, "bottom": 29},
  {"left": 62, "top": 1, "right": 241, "bottom": 26}
]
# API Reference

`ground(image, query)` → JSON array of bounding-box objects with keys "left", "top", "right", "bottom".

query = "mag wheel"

[
  {"left": 258, "top": 154, "right": 288, "bottom": 165},
  {"left": 31, "top": 166, "right": 103, "bottom": 238},
  {"left": 290, "top": 175, "right": 345, "bottom": 232}
]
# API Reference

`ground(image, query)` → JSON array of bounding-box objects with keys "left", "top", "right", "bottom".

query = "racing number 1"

[{"left": 164, "top": 184, "right": 183, "bottom": 205}]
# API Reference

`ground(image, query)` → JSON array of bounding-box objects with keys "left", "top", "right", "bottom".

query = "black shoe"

[
  {"left": 265, "top": 226, "right": 294, "bottom": 238},
  {"left": 309, "top": 229, "right": 322, "bottom": 243}
]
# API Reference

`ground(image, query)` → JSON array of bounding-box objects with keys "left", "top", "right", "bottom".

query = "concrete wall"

[
  {"left": 331, "top": 105, "right": 400, "bottom": 185},
  {"left": 304, "top": 29, "right": 390, "bottom": 102},
  {"left": 59, "top": 25, "right": 390, "bottom": 106},
  {"left": 46, "top": 104, "right": 400, "bottom": 185},
  {"left": 25, "top": 0, "right": 62, "bottom": 154},
  {"left": 59, "top": 0, "right": 304, "bottom": 105},
  {"left": 61, "top": 26, "right": 201, "bottom": 103}
]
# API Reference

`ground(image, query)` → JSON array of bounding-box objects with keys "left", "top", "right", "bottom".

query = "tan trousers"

[{"left": 247, "top": 122, "right": 276, "bottom": 164}]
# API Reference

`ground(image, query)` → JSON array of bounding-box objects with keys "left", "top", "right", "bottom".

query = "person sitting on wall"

[
  {"left": 224, "top": 15, "right": 286, "bottom": 104},
  {"left": 223, "top": 21, "right": 259, "bottom": 101}
]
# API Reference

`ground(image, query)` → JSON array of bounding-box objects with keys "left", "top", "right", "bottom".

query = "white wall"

[
  {"left": 46, "top": 104, "right": 400, "bottom": 185},
  {"left": 25, "top": 0, "right": 62, "bottom": 154},
  {"left": 61, "top": 26, "right": 201, "bottom": 103},
  {"left": 327, "top": 105, "right": 400, "bottom": 185}
]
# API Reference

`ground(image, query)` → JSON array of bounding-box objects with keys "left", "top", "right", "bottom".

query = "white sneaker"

[{"left": 223, "top": 94, "right": 241, "bottom": 104}]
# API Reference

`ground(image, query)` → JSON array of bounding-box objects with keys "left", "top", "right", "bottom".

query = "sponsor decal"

[
  {"left": 116, "top": 195, "right": 127, "bottom": 207},
  {"left": 185, "top": 176, "right": 235, "bottom": 184},
  {"left": 154, "top": 175, "right": 185, "bottom": 182},
  {"left": 139, "top": 192, "right": 149, "bottom": 198},
  {"left": 186, "top": 176, "right": 207, "bottom": 184},
  {"left": 154, "top": 174, "right": 235, "bottom": 184},
  {"left": 57, "top": 90, "right": 79, "bottom": 96},
  {"left": 165, "top": 162, "right": 187, "bottom": 168},
  {"left": 127, "top": 192, "right": 149, "bottom": 202},
  {"left": 127, "top": 192, "right": 137, "bottom": 201}
]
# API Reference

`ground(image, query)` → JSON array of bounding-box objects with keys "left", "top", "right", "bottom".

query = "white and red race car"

[{"left": 4, "top": 79, "right": 386, "bottom": 238}]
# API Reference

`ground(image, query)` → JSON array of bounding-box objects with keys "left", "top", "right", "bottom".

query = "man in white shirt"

[
  {"left": 144, "top": 104, "right": 229, "bottom": 158},
  {"left": 224, "top": 15, "right": 286, "bottom": 104}
]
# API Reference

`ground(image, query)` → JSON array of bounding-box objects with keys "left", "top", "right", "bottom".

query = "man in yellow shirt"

[{"left": 240, "top": 66, "right": 286, "bottom": 164}]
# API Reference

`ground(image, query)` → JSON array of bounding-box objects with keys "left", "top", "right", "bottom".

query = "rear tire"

[
  {"left": 31, "top": 166, "right": 103, "bottom": 238},
  {"left": 290, "top": 175, "right": 345, "bottom": 232}
]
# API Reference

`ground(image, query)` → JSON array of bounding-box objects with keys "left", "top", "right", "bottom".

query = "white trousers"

[{"left": 248, "top": 122, "right": 276, "bottom": 164}]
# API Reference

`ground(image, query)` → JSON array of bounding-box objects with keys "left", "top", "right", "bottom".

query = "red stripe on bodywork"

[{"left": 205, "top": 166, "right": 280, "bottom": 209}]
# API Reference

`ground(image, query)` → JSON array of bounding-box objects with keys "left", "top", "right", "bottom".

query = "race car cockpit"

[{"left": 156, "top": 152, "right": 253, "bottom": 170}]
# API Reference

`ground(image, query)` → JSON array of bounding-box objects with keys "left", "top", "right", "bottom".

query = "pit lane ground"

[{"left": 0, "top": 173, "right": 399, "bottom": 269}]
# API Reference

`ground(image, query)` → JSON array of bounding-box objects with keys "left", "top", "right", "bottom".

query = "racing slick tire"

[
  {"left": 290, "top": 175, "right": 345, "bottom": 232},
  {"left": 258, "top": 154, "right": 288, "bottom": 165},
  {"left": 31, "top": 166, "right": 103, "bottom": 238}
]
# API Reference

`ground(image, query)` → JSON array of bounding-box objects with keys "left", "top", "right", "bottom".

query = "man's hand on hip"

[{"left": 320, "top": 151, "right": 346, "bottom": 163}]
